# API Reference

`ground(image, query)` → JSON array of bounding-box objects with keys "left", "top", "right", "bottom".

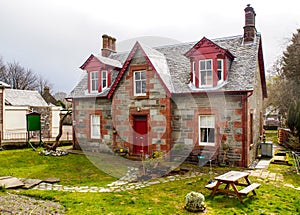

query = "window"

[
  {"left": 199, "top": 115, "right": 215, "bottom": 146},
  {"left": 134, "top": 70, "right": 146, "bottom": 96},
  {"left": 102, "top": 70, "right": 108, "bottom": 90},
  {"left": 217, "top": 59, "right": 224, "bottom": 84},
  {"left": 90, "top": 115, "right": 100, "bottom": 139},
  {"left": 90, "top": 71, "right": 98, "bottom": 93},
  {"left": 199, "top": 59, "right": 213, "bottom": 86}
]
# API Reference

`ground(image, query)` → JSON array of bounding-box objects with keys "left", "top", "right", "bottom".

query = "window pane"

[
  {"left": 206, "top": 60, "right": 212, "bottom": 69},
  {"left": 135, "top": 72, "right": 140, "bottom": 80},
  {"left": 136, "top": 81, "right": 141, "bottom": 94},
  {"left": 141, "top": 71, "right": 146, "bottom": 79},
  {"left": 208, "top": 128, "right": 215, "bottom": 142},
  {"left": 218, "top": 71, "right": 222, "bottom": 81},
  {"left": 201, "top": 71, "right": 206, "bottom": 85},
  {"left": 218, "top": 60, "right": 222, "bottom": 69},
  {"left": 142, "top": 80, "right": 146, "bottom": 93},
  {"left": 200, "top": 61, "right": 205, "bottom": 70},
  {"left": 207, "top": 71, "right": 212, "bottom": 85}
]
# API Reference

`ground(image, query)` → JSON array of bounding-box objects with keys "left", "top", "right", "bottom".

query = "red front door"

[{"left": 133, "top": 115, "right": 148, "bottom": 155}]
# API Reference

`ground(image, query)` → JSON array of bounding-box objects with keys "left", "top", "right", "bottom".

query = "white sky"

[{"left": 0, "top": 0, "right": 299, "bottom": 92}]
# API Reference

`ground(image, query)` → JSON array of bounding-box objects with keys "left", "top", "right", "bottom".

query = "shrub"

[{"left": 184, "top": 191, "right": 206, "bottom": 212}]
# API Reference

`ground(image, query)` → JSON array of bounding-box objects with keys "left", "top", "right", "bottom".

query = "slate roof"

[
  {"left": 69, "top": 33, "right": 264, "bottom": 98},
  {"left": 5, "top": 89, "right": 48, "bottom": 107}
]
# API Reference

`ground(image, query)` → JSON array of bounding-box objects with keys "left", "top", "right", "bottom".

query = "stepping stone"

[
  {"left": 0, "top": 176, "right": 24, "bottom": 189},
  {"left": 21, "top": 178, "right": 43, "bottom": 189},
  {"left": 43, "top": 177, "right": 60, "bottom": 183}
]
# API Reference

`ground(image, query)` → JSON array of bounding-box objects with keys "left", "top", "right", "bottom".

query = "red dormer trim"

[
  {"left": 185, "top": 37, "right": 235, "bottom": 59},
  {"left": 185, "top": 37, "right": 235, "bottom": 88},
  {"left": 80, "top": 54, "right": 114, "bottom": 94},
  {"left": 107, "top": 42, "right": 171, "bottom": 99}
]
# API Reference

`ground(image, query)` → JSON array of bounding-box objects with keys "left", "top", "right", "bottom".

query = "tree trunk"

[{"left": 47, "top": 110, "right": 72, "bottom": 151}]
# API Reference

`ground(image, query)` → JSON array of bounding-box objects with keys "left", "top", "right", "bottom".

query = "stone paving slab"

[
  {"left": 21, "top": 178, "right": 42, "bottom": 189},
  {"left": 0, "top": 176, "right": 24, "bottom": 189}
]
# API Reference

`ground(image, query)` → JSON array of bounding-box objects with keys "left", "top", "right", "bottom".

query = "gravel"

[{"left": 0, "top": 193, "right": 65, "bottom": 214}]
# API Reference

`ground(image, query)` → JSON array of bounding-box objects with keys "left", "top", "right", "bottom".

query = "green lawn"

[{"left": 1, "top": 148, "right": 299, "bottom": 214}]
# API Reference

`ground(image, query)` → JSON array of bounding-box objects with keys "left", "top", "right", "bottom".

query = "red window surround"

[
  {"left": 191, "top": 54, "right": 227, "bottom": 88},
  {"left": 87, "top": 68, "right": 112, "bottom": 93}
]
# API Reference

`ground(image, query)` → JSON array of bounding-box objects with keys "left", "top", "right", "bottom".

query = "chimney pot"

[
  {"left": 112, "top": 37, "right": 116, "bottom": 52},
  {"left": 101, "top": 34, "right": 117, "bottom": 57}
]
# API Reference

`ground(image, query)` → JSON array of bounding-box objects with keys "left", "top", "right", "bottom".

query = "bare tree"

[
  {"left": 0, "top": 57, "right": 5, "bottom": 76},
  {"left": 46, "top": 109, "right": 72, "bottom": 151},
  {"left": 0, "top": 57, "right": 53, "bottom": 93},
  {"left": 36, "top": 74, "right": 53, "bottom": 95}
]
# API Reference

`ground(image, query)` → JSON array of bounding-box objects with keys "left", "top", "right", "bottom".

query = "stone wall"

[
  {"left": 73, "top": 97, "right": 113, "bottom": 152},
  {"left": 247, "top": 62, "right": 264, "bottom": 166},
  {"left": 33, "top": 106, "right": 52, "bottom": 138},
  {"left": 171, "top": 93, "right": 244, "bottom": 166}
]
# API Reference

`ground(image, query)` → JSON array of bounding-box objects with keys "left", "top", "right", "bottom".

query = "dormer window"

[
  {"left": 101, "top": 70, "right": 108, "bottom": 90},
  {"left": 90, "top": 71, "right": 98, "bottom": 93},
  {"left": 185, "top": 37, "right": 234, "bottom": 89},
  {"left": 199, "top": 59, "right": 213, "bottom": 87},
  {"left": 134, "top": 70, "right": 146, "bottom": 96},
  {"left": 217, "top": 59, "right": 224, "bottom": 84}
]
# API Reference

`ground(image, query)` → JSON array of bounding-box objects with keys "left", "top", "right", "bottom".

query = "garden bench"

[
  {"left": 238, "top": 183, "right": 261, "bottom": 195},
  {"left": 205, "top": 181, "right": 218, "bottom": 190}
]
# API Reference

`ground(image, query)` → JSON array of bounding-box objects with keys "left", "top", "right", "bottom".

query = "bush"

[{"left": 184, "top": 191, "right": 206, "bottom": 212}]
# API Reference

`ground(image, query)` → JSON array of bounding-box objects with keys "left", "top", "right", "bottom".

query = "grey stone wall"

[{"left": 73, "top": 97, "right": 113, "bottom": 152}]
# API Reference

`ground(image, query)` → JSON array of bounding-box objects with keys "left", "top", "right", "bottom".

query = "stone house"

[{"left": 69, "top": 5, "right": 267, "bottom": 167}]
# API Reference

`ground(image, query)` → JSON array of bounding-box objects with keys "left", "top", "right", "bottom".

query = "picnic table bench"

[{"left": 205, "top": 171, "right": 261, "bottom": 203}]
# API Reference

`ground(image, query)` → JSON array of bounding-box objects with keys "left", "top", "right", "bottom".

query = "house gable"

[{"left": 108, "top": 42, "right": 172, "bottom": 99}]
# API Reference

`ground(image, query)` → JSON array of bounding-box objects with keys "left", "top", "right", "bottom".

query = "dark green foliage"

[
  {"left": 287, "top": 100, "right": 300, "bottom": 144},
  {"left": 282, "top": 29, "right": 300, "bottom": 101}
]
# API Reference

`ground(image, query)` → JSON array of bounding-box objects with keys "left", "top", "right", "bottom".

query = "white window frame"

[
  {"left": 101, "top": 70, "right": 108, "bottom": 90},
  {"left": 90, "top": 71, "right": 99, "bottom": 93},
  {"left": 90, "top": 114, "right": 100, "bottom": 139},
  {"left": 199, "top": 115, "right": 215, "bottom": 146},
  {"left": 217, "top": 59, "right": 224, "bottom": 84},
  {"left": 199, "top": 59, "right": 213, "bottom": 87},
  {"left": 134, "top": 70, "right": 146, "bottom": 96},
  {"left": 192, "top": 61, "right": 196, "bottom": 86}
]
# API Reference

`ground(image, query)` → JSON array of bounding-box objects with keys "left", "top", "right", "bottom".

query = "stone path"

[
  {"left": 33, "top": 171, "right": 203, "bottom": 193},
  {"left": 32, "top": 167, "right": 300, "bottom": 193}
]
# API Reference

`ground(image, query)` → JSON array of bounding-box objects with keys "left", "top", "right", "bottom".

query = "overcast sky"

[{"left": 0, "top": 0, "right": 299, "bottom": 93}]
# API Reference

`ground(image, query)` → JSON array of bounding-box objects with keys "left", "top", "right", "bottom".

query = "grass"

[{"left": 1, "top": 147, "right": 300, "bottom": 214}]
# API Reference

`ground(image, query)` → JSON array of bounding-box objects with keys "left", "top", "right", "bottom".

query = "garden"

[{"left": 0, "top": 146, "right": 299, "bottom": 214}]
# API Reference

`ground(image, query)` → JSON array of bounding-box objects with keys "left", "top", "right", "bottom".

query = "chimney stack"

[
  {"left": 243, "top": 4, "right": 257, "bottom": 43},
  {"left": 101, "top": 34, "right": 117, "bottom": 57}
]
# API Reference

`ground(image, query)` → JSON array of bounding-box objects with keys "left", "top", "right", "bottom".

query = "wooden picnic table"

[{"left": 205, "top": 170, "right": 261, "bottom": 203}]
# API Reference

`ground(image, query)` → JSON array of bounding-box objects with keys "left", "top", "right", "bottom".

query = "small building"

[
  {"left": 0, "top": 87, "right": 61, "bottom": 142},
  {"left": 68, "top": 5, "right": 267, "bottom": 167}
]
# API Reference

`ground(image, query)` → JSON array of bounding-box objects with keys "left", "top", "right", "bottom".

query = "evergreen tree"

[
  {"left": 287, "top": 100, "right": 300, "bottom": 143},
  {"left": 282, "top": 29, "right": 300, "bottom": 100}
]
